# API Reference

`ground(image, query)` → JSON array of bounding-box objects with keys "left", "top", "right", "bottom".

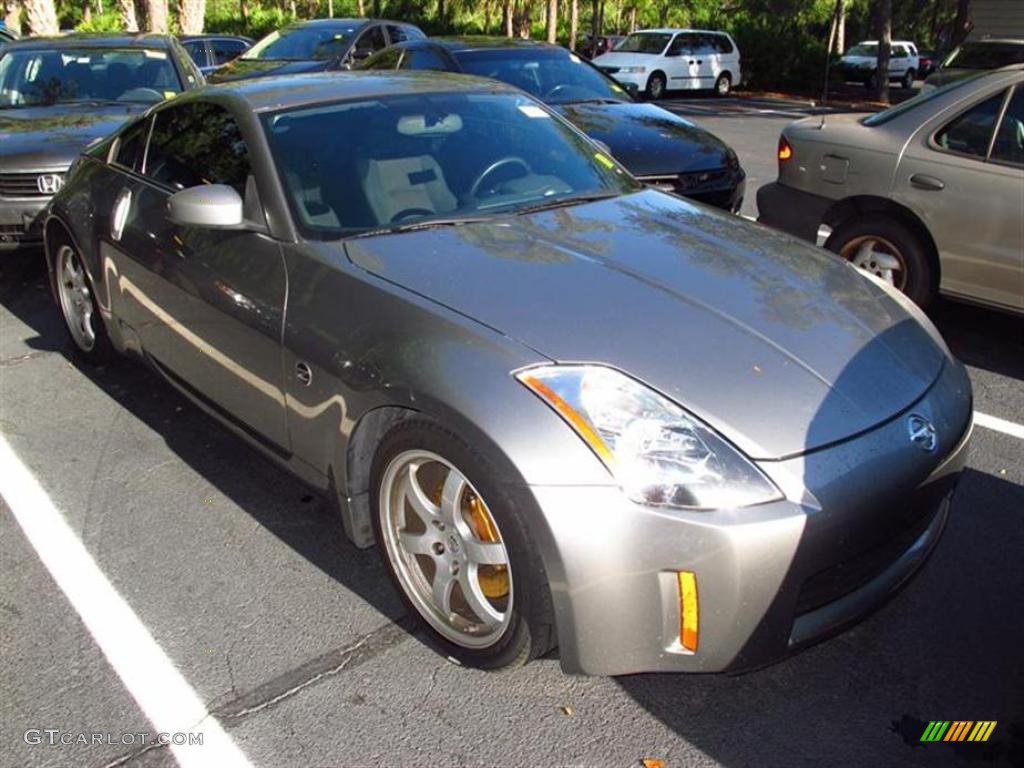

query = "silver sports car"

[{"left": 44, "top": 72, "right": 972, "bottom": 675}]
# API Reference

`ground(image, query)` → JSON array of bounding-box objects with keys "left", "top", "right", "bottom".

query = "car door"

[
  {"left": 210, "top": 38, "right": 248, "bottom": 67},
  {"left": 347, "top": 24, "right": 388, "bottom": 67},
  {"left": 893, "top": 83, "right": 1024, "bottom": 312},
  {"left": 664, "top": 33, "right": 698, "bottom": 89},
  {"left": 117, "top": 99, "right": 291, "bottom": 450},
  {"left": 698, "top": 34, "right": 721, "bottom": 83}
]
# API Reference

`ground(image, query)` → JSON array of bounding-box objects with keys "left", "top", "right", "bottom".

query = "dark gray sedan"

[{"left": 44, "top": 72, "right": 972, "bottom": 675}]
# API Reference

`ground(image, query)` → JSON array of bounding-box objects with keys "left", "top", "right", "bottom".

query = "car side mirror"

[{"left": 167, "top": 184, "right": 246, "bottom": 229}]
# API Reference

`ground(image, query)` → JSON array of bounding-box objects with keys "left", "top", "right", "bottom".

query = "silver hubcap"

[
  {"left": 650, "top": 77, "right": 664, "bottom": 98},
  {"left": 56, "top": 245, "right": 96, "bottom": 352},
  {"left": 717, "top": 77, "right": 729, "bottom": 94},
  {"left": 842, "top": 235, "right": 907, "bottom": 289},
  {"left": 379, "top": 450, "right": 512, "bottom": 648}
]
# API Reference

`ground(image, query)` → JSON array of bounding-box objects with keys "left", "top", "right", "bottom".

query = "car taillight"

[{"left": 778, "top": 136, "right": 793, "bottom": 162}]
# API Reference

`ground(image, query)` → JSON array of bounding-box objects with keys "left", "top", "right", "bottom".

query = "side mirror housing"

[{"left": 167, "top": 184, "right": 245, "bottom": 229}]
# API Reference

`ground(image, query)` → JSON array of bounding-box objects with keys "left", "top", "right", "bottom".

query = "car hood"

[
  {"left": 207, "top": 58, "right": 331, "bottom": 83},
  {"left": 592, "top": 51, "right": 659, "bottom": 67},
  {"left": 839, "top": 55, "right": 876, "bottom": 66},
  {"left": 0, "top": 102, "right": 146, "bottom": 168},
  {"left": 344, "top": 190, "right": 946, "bottom": 460},
  {"left": 553, "top": 101, "right": 733, "bottom": 175}
]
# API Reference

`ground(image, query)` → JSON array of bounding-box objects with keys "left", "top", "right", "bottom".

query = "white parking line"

[
  {"left": 0, "top": 435, "right": 254, "bottom": 768},
  {"left": 975, "top": 411, "right": 1024, "bottom": 440}
]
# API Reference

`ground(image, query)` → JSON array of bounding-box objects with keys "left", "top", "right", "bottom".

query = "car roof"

[
  {"left": 280, "top": 17, "right": 413, "bottom": 28},
  {"left": 180, "top": 34, "right": 252, "bottom": 42},
  {"left": 2, "top": 32, "right": 177, "bottom": 50},
  {"left": 206, "top": 70, "right": 521, "bottom": 112},
  {"left": 961, "top": 37, "right": 1024, "bottom": 45},
  {"left": 630, "top": 28, "right": 730, "bottom": 35},
  {"left": 852, "top": 39, "right": 917, "bottom": 46},
  {"left": 414, "top": 36, "right": 560, "bottom": 52}
]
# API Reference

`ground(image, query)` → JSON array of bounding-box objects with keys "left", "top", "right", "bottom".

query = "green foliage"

[
  {"left": 76, "top": 9, "right": 124, "bottom": 32},
  {"left": 206, "top": 5, "right": 298, "bottom": 37}
]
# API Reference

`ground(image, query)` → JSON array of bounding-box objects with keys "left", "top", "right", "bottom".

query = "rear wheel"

[
  {"left": 901, "top": 68, "right": 916, "bottom": 89},
  {"left": 714, "top": 73, "right": 731, "bottom": 96},
  {"left": 370, "top": 418, "right": 555, "bottom": 669},
  {"left": 827, "top": 215, "right": 936, "bottom": 307},
  {"left": 645, "top": 71, "right": 667, "bottom": 100},
  {"left": 52, "top": 236, "right": 114, "bottom": 364}
]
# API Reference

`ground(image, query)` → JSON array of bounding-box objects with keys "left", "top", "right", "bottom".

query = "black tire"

[
  {"left": 48, "top": 228, "right": 115, "bottom": 365},
  {"left": 864, "top": 71, "right": 877, "bottom": 91},
  {"left": 901, "top": 68, "right": 916, "bottom": 89},
  {"left": 369, "top": 417, "right": 556, "bottom": 670},
  {"left": 645, "top": 71, "right": 667, "bottom": 100},
  {"left": 714, "top": 72, "right": 731, "bottom": 96},
  {"left": 826, "top": 214, "right": 937, "bottom": 308}
]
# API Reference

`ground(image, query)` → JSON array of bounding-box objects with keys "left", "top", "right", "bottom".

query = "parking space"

[{"left": 1, "top": 102, "right": 1022, "bottom": 768}]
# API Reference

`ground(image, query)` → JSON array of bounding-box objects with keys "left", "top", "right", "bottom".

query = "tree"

[
  {"left": 545, "top": 0, "right": 557, "bottom": 43},
  {"left": 178, "top": 0, "right": 205, "bottom": 33},
  {"left": 117, "top": 0, "right": 137, "bottom": 30},
  {"left": 24, "top": 0, "right": 59, "bottom": 35},
  {"left": 3, "top": 0, "right": 23, "bottom": 35},
  {"left": 874, "top": 0, "right": 891, "bottom": 103},
  {"left": 144, "top": 0, "right": 168, "bottom": 31},
  {"left": 569, "top": 0, "right": 578, "bottom": 50}
]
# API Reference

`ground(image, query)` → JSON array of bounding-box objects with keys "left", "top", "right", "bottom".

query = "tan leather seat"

[{"left": 361, "top": 155, "right": 457, "bottom": 224}]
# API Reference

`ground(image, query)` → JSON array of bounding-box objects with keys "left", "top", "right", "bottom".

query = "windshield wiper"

[
  {"left": 513, "top": 190, "right": 620, "bottom": 216},
  {"left": 348, "top": 214, "right": 495, "bottom": 239}
]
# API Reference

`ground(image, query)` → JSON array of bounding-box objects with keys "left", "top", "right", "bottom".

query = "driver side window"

[{"left": 353, "top": 25, "right": 387, "bottom": 61}]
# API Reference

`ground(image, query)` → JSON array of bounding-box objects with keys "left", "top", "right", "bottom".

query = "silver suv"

[{"left": 758, "top": 65, "right": 1024, "bottom": 314}]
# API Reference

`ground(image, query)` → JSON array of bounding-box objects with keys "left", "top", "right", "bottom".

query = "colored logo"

[
  {"left": 920, "top": 721, "right": 997, "bottom": 742},
  {"left": 907, "top": 413, "right": 938, "bottom": 452}
]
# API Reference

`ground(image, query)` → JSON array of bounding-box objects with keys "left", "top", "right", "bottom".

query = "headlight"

[
  {"left": 517, "top": 365, "right": 782, "bottom": 510},
  {"left": 620, "top": 65, "right": 647, "bottom": 73}
]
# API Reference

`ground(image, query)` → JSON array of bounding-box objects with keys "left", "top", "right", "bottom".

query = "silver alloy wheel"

[
  {"left": 841, "top": 235, "right": 907, "bottom": 289},
  {"left": 716, "top": 75, "right": 730, "bottom": 95},
  {"left": 56, "top": 244, "right": 97, "bottom": 352},
  {"left": 648, "top": 74, "right": 665, "bottom": 99},
  {"left": 379, "top": 450, "right": 513, "bottom": 648}
]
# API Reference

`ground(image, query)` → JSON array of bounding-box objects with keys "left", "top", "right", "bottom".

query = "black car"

[
  {"left": 180, "top": 34, "right": 253, "bottom": 75},
  {"left": 208, "top": 18, "right": 424, "bottom": 83},
  {"left": 361, "top": 38, "right": 745, "bottom": 211},
  {"left": 0, "top": 33, "right": 203, "bottom": 251},
  {"left": 924, "top": 38, "right": 1024, "bottom": 89}
]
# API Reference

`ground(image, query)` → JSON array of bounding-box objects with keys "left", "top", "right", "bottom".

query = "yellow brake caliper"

[{"left": 464, "top": 491, "right": 510, "bottom": 599}]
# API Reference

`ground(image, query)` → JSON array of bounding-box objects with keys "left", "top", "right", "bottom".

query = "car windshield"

[
  {"left": 243, "top": 25, "right": 358, "bottom": 61},
  {"left": 943, "top": 41, "right": 1024, "bottom": 70},
  {"left": 861, "top": 71, "right": 986, "bottom": 126},
  {"left": 615, "top": 32, "right": 672, "bottom": 54},
  {"left": 262, "top": 91, "right": 638, "bottom": 239},
  {"left": 0, "top": 47, "right": 180, "bottom": 107},
  {"left": 454, "top": 49, "right": 630, "bottom": 105},
  {"left": 846, "top": 43, "right": 878, "bottom": 57}
]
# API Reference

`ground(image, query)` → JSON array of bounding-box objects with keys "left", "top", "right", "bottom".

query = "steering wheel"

[
  {"left": 470, "top": 156, "right": 533, "bottom": 198},
  {"left": 391, "top": 207, "right": 435, "bottom": 223}
]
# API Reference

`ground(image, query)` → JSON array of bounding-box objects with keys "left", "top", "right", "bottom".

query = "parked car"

[
  {"left": 0, "top": 33, "right": 202, "bottom": 252},
  {"left": 361, "top": 38, "right": 745, "bottom": 210},
  {"left": 207, "top": 18, "right": 424, "bottom": 83},
  {"left": 44, "top": 70, "right": 971, "bottom": 676},
  {"left": 924, "top": 38, "right": 1024, "bottom": 91},
  {"left": 917, "top": 49, "right": 940, "bottom": 79},
  {"left": 592, "top": 28, "right": 741, "bottom": 99},
  {"left": 576, "top": 33, "right": 625, "bottom": 59},
  {"left": 180, "top": 34, "right": 253, "bottom": 75},
  {"left": 837, "top": 40, "right": 920, "bottom": 89},
  {"left": 758, "top": 65, "right": 1024, "bottom": 314}
]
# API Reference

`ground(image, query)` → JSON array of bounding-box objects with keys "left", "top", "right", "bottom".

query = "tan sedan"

[{"left": 758, "top": 64, "right": 1024, "bottom": 314}]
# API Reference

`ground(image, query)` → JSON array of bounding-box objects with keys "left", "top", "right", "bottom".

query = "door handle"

[
  {"left": 110, "top": 187, "right": 132, "bottom": 242},
  {"left": 910, "top": 173, "right": 944, "bottom": 191},
  {"left": 696, "top": 59, "right": 703, "bottom": 64}
]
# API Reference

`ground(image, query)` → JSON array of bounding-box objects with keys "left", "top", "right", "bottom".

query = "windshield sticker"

[
  {"left": 594, "top": 153, "right": 615, "bottom": 169},
  {"left": 517, "top": 104, "right": 549, "bottom": 119}
]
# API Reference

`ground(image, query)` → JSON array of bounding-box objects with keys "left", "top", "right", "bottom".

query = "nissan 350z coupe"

[{"left": 44, "top": 72, "right": 972, "bottom": 675}]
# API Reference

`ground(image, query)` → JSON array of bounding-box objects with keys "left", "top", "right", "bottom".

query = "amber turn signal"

[
  {"left": 778, "top": 136, "right": 793, "bottom": 161},
  {"left": 678, "top": 571, "right": 699, "bottom": 652}
]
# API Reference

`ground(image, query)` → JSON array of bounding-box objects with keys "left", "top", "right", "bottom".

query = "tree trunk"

[
  {"left": 569, "top": 0, "right": 577, "bottom": 51},
  {"left": 504, "top": 0, "right": 513, "bottom": 36},
  {"left": 97, "top": 0, "right": 104, "bottom": 13},
  {"left": 328, "top": 0, "right": 333, "bottom": 16},
  {"left": 3, "top": 1, "right": 23, "bottom": 36},
  {"left": 178, "top": 0, "right": 205, "bottom": 34},
  {"left": 590, "top": 0, "right": 599, "bottom": 57},
  {"left": 546, "top": 0, "right": 557, "bottom": 43},
  {"left": 357, "top": 0, "right": 364, "bottom": 15},
  {"left": 144, "top": 0, "right": 168, "bottom": 32},
  {"left": 874, "top": 0, "right": 891, "bottom": 103},
  {"left": 516, "top": 0, "right": 531, "bottom": 38},
  {"left": 438, "top": 0, "right": 446, "bottom": 31},
  {"left": 836, "top": 0, "right": 845, "bottom": 54},
  {"left": 628, "top": 4, "right": 635, "bottom": 32},
  {"left": 23, "top": 0, "right": 59, "bottom": 35},
  {"left": 950, "top": 0, "right": 971, "bottom": 49}
]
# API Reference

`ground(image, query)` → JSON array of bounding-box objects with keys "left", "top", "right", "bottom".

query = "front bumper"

[
  {"left": 599, "top": 68, "right": 646, "bottom": 89},
  {"left": 757, "top": 181, "right": 833, "bottom": 243},
  {"left": 640, "top": 169, "right": 746, "bottom": 213},
  {"left": 0, "top": 198, "right": 49, "bottom": 251},
  {"left": 527, "top": 361, "right": 972, "bottom": 675}
]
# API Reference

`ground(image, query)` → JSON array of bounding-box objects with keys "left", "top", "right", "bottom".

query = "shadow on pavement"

[{"left": 931, "top": 299, "right": 1024, "bottom": 382}]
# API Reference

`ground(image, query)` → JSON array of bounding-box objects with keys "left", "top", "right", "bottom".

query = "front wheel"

[
  {"left": 370, "top": 418, "right": 555, "bottom": 669},
  {"left": 645, "top": 71, "right": 666, "bottom": 100},
  {"left": 714, "top": 73, "right": 731, "bottom": 96},
  {"left": 52, "top": 236, "right": 114, "bottom": 364},
  {"left": 901, "top": 68, "right": 916, "bottom": 89},
  {"left": 826, "top": 215, "right": 936, "bottom": 307}
]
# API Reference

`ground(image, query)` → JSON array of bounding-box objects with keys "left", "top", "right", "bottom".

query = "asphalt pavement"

[{"left": 1, "top": 96, "right": 1022, "bottom": 768}]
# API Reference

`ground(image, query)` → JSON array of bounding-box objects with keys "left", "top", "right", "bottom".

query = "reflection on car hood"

[
  {"left": 0, "top": 102, "right": 146, "bottom": 169},
  {"left": 345, "top": 190, "right": 946, "bottom": 459},
  {"left": 554, "top": 101, "right": 733, "bottom": 175},
  {"left": 207, "top": 58, "right": 331, "bottom": 83}
]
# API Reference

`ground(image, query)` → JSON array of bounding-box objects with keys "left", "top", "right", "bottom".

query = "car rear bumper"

[
  {"left": 526, "top": 360, "right": 972, "bottom": 676},
  {"left": 756, "top": 181, "right": 832, "bottom": 242},
  {"left": 0, "top": 199, "right": 48, "bottom": 251}
]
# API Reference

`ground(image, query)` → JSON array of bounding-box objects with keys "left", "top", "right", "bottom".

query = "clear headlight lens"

[
  {"left": 620, "top": 65, "right": 647, "bottom": 73},
  {"left": 517, "top": 365, "right": 782, "bottom": 510}
]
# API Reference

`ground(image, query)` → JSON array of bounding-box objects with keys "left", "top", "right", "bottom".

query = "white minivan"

[{"left": 593, "top": 28, "right": 741, "bottom": 99}]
